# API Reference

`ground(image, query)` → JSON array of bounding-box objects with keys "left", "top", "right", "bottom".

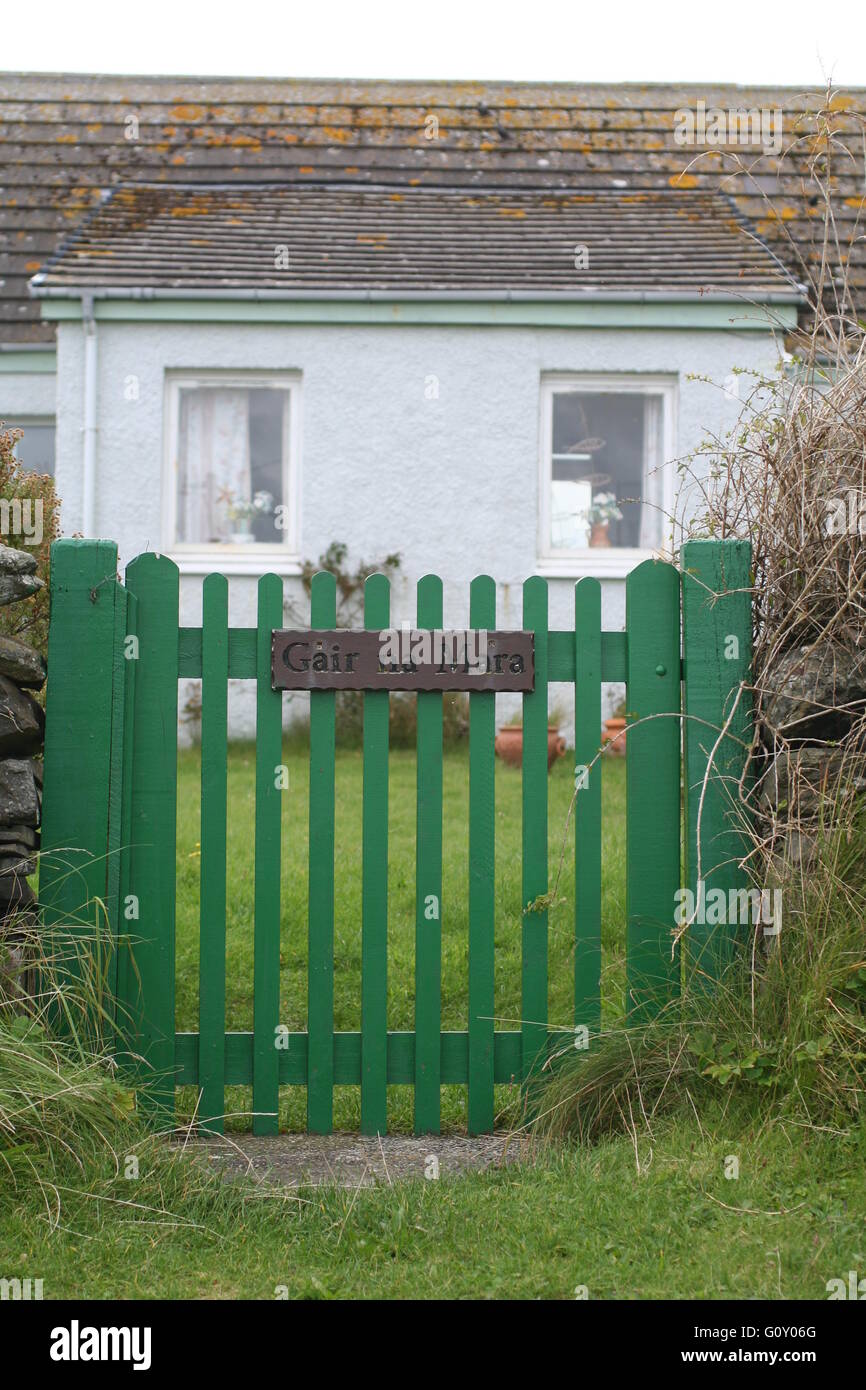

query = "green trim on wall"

[
  {"left": 0, "top": 350, "right": 57, "bottom": 373},
  {"left": 39, "top": 298, "right": 799, "bottom": 332}
]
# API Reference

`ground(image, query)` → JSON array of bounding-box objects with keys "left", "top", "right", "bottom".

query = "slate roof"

[
  {"left": 30, "top": 183, "right": 798, "bottom": 297},
  {"left": 2, "top": 71, "right": 864, "bottom": 340}
]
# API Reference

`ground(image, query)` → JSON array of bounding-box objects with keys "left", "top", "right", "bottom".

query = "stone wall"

[{"left": 0, "top": 546, "right": 45, "bottom": 923}]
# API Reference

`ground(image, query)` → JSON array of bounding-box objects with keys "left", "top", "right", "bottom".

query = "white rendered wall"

[
  {"left": 54, "top": 318, "right": 782, "bottom": 739},
  {"left": 0, "top": 369, "right": 56, "bottom": 421}
]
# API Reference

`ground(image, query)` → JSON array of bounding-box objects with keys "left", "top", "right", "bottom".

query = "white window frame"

[
  {"left": 163, "top": 369, "right": 302, "bottom": 575},
  {"left": 537, "top": 373, "right": 678, "bottom": 578}
]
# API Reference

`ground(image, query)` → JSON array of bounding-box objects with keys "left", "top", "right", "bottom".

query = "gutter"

[
  {"left": 81, "top": 292, "right": 97, "bottom": 540},
  {"left": 29, "top": 283, "right": 807, "bottom": 305}
]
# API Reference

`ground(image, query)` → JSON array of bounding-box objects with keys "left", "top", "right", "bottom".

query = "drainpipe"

[{"left": 81, "top": 292, "right": 97, "bottom": 538}]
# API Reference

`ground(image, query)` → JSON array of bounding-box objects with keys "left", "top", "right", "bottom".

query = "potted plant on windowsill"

[
  {"left": 581, "top": 492, "right": 623, "bottom": 547},
  {"left": 494, "top": 706, "right": 566, "bottom": 772},
  {"left": 220, "top": 489, "right": 275, "bottom": 543}
]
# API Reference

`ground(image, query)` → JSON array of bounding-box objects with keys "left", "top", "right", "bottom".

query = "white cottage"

[{"left": 2, "top": 74, "right": 833, "bottom": 734}]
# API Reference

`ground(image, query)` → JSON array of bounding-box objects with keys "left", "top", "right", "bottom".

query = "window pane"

[
  {"left": 176, "top": 386, "right": 287, "bottom": 545},
  {"left": 551, "top": 391, "right": 659, "bottom": 549},
  {"left": 11, "top": 423, "right": 55, "bottom": 475}
]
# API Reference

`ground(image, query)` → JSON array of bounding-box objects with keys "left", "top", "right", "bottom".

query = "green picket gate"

[{"left": 38, "top": 539, "right": 753, "bottom": 1136}]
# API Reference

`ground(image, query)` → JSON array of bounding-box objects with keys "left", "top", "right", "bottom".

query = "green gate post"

[
  {"left": 41, "top": 539, "right": 123, "bottom": 1043},
  {"left": 681, "top": 540, "right": 754, "bottom": 994}
]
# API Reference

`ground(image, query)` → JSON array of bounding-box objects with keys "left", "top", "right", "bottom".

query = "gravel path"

[{"left": 182, "top": 1132, "right": 528, "bottom": 1188}]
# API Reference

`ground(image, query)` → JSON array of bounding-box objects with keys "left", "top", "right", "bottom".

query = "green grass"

[
  {"left": 174, "top": 742, "right": 627, "bottom": 1131},
  {"left": 2, "top": 1108, "right": 865, "bottom": 1299},
  {"left": 5, "top": 741, "right": 866, "bottom": 1299}
]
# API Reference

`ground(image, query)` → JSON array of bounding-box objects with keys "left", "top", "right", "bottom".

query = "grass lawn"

[
  {"left": 3, "top": 1111, "right": 864, "bottom": 1299},
  {"left": 174, "top": 742, "right": 628, "bottom": 1132},
  {"left": 5, "top": 740, "right": 864, "bottom": 1301}
]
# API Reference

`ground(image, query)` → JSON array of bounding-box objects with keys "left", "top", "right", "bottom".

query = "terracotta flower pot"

[
  {"left": 494, "top": 725, "right": 566, "bottom": 772},
  {"left": 547, "top": 727, "right": 567, "bottom": 770},
  {"left": 602, "top": 715, "right": 627, "bottom": 756},
  {"left": 590, "top": 522, "right": 611, "bottom": 547},
  {"left": 494, "top": 725, "right": 523, "bottom": 767}
]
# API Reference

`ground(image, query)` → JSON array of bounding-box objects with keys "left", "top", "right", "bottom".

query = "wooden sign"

[{"left": 271, "top": 628, "right": 534, "bottom": 692}]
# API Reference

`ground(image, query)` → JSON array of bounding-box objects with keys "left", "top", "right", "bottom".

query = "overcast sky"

[{"left": 3, "top": 0, "right": 865, "bottom": 87}]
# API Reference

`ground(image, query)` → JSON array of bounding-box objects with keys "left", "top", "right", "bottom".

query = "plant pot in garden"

[
  {"left": 547, "top": 727, "right": 567, "bottom": 769},
  {"left": 589, "top": 521, "right": 611, "bottom": 547},
  {"left": 494, "top": 724, "right": 566, "bottom": 772},
  {"left": 602, "top": 715, "right": 627, "bottom": 756}
]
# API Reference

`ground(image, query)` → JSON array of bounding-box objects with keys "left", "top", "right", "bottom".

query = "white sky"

[{"left": 3, "top": 0, "right": 866, "bottom": 87}]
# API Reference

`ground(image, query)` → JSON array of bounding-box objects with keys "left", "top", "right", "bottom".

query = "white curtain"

[
  {"left": 639, "top": 395, "right": 664, "bottom": 550},
  {"left": 551, "top": 478, "right": 592, "bottom": 549},
  {"left": 177, "top": 389, "right": 251, "bottom": 543}
]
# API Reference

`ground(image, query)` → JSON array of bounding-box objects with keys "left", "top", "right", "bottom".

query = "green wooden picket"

[
  {"left": 625, "top": 560, "right": 682, "bottom": 1023},
  {"left": 199, "top": 573, "right": 228, "bottom": 1133},
  {"left": 468, "top": 575, "right": 496, "bottom": 1133},
  {"left": 574, "top": 578, "right": 602, "bottom": 1037},
  {"left": 116, "top": 587, "right": 138, "bottom": 1064},
  {"left": 105, "top": 582, "right": 130, "bottom": 1016},
  {"left": 43, "top": 542, "right": 755, "bottom": 1131},
  {"left": 681, "top": 541, "right": 753, "bottom": 992},
  {"left": 361, "top": 573, "right": 390, "bottom": 1135},
  {"left": 253, "top": 574, "right": 284, "bottom": 1134},
  {"left": 522, "top": 576, "right": 549, "bottom": 1081},
  {"left": 415, "top": 575, "right": 443, "bottom": 1134},
  {"left": 307, "top": 571, "right": 337, "bottom": 1133},
  {"left": 124, "top": 552, "right": 180, "bottom": 1119}
]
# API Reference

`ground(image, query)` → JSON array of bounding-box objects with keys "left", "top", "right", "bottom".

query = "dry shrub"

[
  {"left": 678, "top": 90, "right": 866, "bottom": 873},
  {"left": 0, "top": 424, "right": 61, "bottom": 656},
  {"left": 533, "top": 90, "right": 866, "bottom": 1147}
]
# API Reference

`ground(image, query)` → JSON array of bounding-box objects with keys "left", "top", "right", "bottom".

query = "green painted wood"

[
  {"left": 175, "top": 1030, "right": 525, "bottom": 1087},
  {"left": 361, "top": 573, "right": 391, "bottom": 1135},
  {"left": 177, "top": 628, "right": 632, "bottom": 684},
  {"left": 105, "top": 583, "right": 129, "bottom": 1013},
  {"left": 253, "top": 575, "right": 284, "bottom": 1135},
  {"left": 307, "top": 571, "right": 337, "bottom": 1133},
  {"left": 414, "top": 575, "right": 444, "bottom": 1134},
  {"left": 626, "top": 560, "right": 682, "bottom": 1023},
  {"left": 468, "top": 575, "right": 496, "bottom": 1133},
  {"left": 198, "top": 574, "right": 228, "bottom": 1135},
  {"left": 115, "top": 589, "right": 138, "bottom": 1065},
  {"left": 574, "top": 579, "right": 602, "bottom": 1037},
  {"left": 124, "top": 552, "right": 180, "bottom": 1120},
  {"left": 41, "top": 540, "right": 121, "bottom": 1044},
  {"left": 681, "top": 541, "right": 753, "bottom": 993},
  {"left": 45, "top": 296, "right": 798, "bottom": 332},
  {"left": 522, "top": 577, "right": 549, "bottom": 1080}
]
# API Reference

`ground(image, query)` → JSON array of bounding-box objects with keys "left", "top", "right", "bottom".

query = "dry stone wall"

[{"left": 0, "top": 546, "right": 45, "bottom": 919}]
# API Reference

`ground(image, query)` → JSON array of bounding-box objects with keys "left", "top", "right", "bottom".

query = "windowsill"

[
  {"left": 170, "top": 547, "right": 303, "bottom": 577},
  {"left": 536, "top": 548, "right": 660, "bottom": 579}
]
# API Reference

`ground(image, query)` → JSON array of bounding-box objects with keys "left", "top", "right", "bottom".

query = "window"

[
  {"left": 165, "top": 373, "right": 299, "bottom": 556},
  {"left": 9, "top": 418, "right": 55, "bottom": 475},
  {"left": 539, "top": 376, "right": 675, "bottom": 572}
]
